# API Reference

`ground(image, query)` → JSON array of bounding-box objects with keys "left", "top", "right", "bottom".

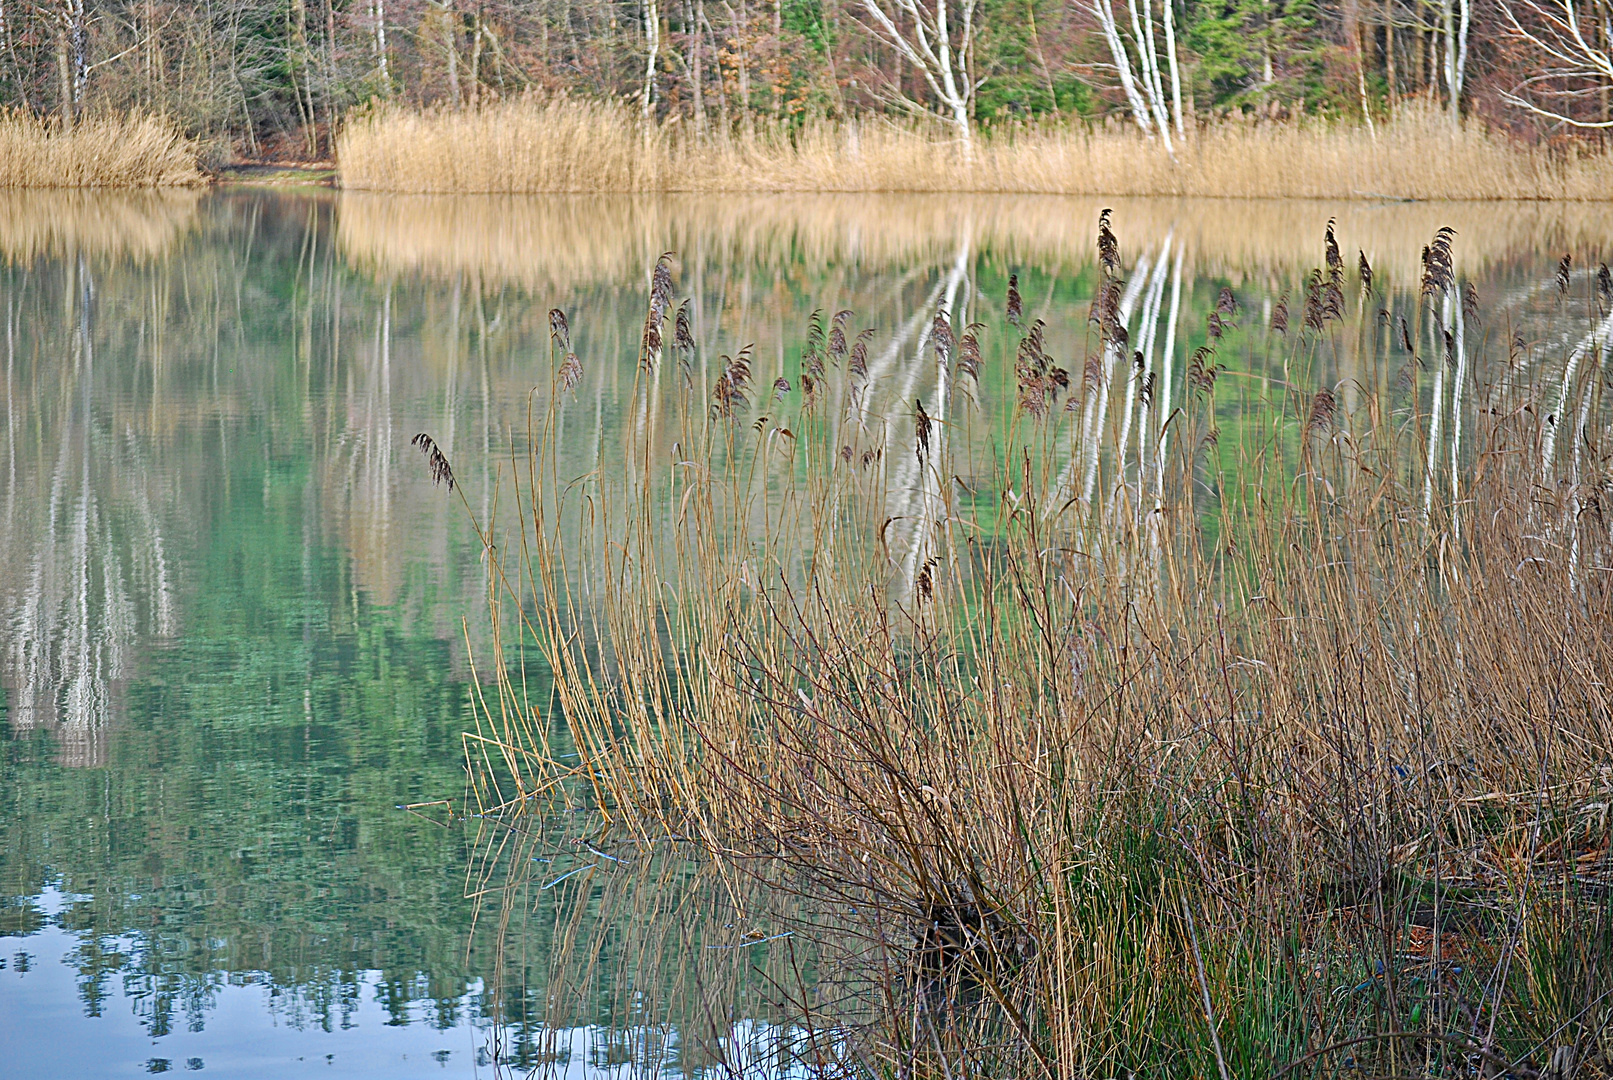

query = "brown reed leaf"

[
  {"left": 1399, "top": 314, "right": 1414, "bottom": 352},
  {"left": 410, "top": 433, "right": 455, "bottom": 490}
]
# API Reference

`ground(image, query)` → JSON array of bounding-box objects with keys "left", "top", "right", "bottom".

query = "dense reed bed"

[
  {"left": 340, "top": 96, "right": 1613, "bottom": 200},
  {"left": 0, "top": 113, "right": 202, "bottom": 188},
  {"left": 445, "top": 217, "right": 1613, "bottom": 1078}
]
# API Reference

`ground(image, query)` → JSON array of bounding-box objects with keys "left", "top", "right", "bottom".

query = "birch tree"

[
  {"left": 854, "top": 0, "right": 978, "bottom": 155},
  {"left": 1090, "top": 0, "right": 1182, "bottom": 150},
  {"left": 1498, "top": 0, "right": 1613, "bottom": 126},
  {"left": 1442, "top": 0, "right": 1471, "bottom": 126}
]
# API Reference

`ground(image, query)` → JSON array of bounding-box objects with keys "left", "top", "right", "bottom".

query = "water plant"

[{"left": 438, "top": 214, "right": 1613, "bottom": 1078}]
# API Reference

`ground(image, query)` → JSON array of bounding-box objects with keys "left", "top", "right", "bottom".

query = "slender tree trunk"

[
  {"left": 1384, "top": 0, "right": 1396, "bottom": 107},
  {"left": 1163, "top": 0, "right": 1184, "bottom": 134},
  {"left": 642, "top": 0, "right": 660, "bottom": 118},
  {"left": 1026, "top": 0, "right": 1059, "bottom": 115},
  {"left": 56, "top": 24, "right": 73, "bottom": 124},
  {"left": 375, "top": 0, "right": 390, "bottom": 89},
  {"left": 772, "top": 0, "right": 782, "bottom": 117},
  {"left": 691, "top": 0, "right": 704, "bottom": 129},
  {"left": 325, "top": 0, "right": 339, "bottom": 155}
]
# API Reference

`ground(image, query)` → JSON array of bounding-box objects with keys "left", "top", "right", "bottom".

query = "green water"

[{"left": 0, "top": 189, "right": 1602, "bottom": 1077}]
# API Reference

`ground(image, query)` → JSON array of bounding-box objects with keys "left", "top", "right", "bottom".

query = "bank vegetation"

[
  {"left": 338, "top": 96, "right": 1613, "bottom": 198},
  {"left": 443, "top": 218, "right": 1613, "bottom": 1077}
]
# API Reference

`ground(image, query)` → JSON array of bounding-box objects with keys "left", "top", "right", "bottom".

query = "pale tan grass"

[
  {"left": 339, "top": 96, "right": 1613, "bottom": 201},
  {"left": 0, "top": 113, "right": 203, "bottom": 188}
]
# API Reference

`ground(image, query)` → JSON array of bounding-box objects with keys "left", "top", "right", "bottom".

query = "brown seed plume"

[
  {"left": 558, "top": 353, "right": 582, "bottom": 393},
  {"left": 1097, "top": 209, "right": 1119, "bottom": 277},
  {"left": 1421, "top": 227, "right": 1456, "bottom": 297},
  {"left": 674, "top": 299, "right": 695, "bottom": 355},
  {"left": 1006, "top": 273, "right": 1023, "bottom": 327},
  {"left": 411, "top": 433, "right": 455, "bottom": 491},
  {"left": 931, "top": 308, "right": 954, "bottom": 368},
  {"left": 548, "top": 308, "right": 571, "bottom": 351},
  {"left": 1307, "top": 387, "right": 1337, "bottom": 435},
  {"left": 1216, "top": 287, "right": 1237, "bottom": 319},
  {"left": 829, "top": 310, "right": 853, "bottom": 366}
]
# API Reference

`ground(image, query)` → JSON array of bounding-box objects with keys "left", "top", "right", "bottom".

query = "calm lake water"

[{"left": 1, "top": 188, "right": 1608, "bottom": 1077}]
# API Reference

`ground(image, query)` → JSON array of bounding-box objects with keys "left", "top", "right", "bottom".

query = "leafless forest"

[{"left": 0, "top": 0, "right": 1608, "bottom": 161}]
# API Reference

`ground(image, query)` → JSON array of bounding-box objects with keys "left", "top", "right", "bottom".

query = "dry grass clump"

[
  {"left": 340, "top": 96, "right": 1613, "bottom": 200},
  {"left": 446, "top": 217, "right": 1613, "bottom": 1078},
  {"left": 0, "top": 113, "right": 202, "bottom": 188}
]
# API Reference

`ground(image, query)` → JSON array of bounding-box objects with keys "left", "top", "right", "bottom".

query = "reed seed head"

[{"left": 410, "top": 433, "right": 455, "bottom": 490}]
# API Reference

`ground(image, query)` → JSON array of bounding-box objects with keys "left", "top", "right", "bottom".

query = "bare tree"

[
  {"left": 1090, "top": 0, "right": 1181, "bottom": 150},
  {"left": 1442, "top": 0, "right": 1470, "bottom": 126},
  {"left": 854, "top": 0, "right": 977, "bottom": 155},
  {"left": 1499, "top": 0, "right": 1613, "bottom": 126}
]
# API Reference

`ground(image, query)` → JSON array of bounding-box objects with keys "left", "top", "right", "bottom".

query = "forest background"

[{"left": 0, "top": 0, "right": 1608, "bottom": 166}]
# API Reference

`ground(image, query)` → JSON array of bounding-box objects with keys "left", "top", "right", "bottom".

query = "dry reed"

[
  {"left": 0, "top": 113, "right": 203, "bottom": 188},
  {"left": 339, "top": 96, "right": 1613, "bottom": 201},
  {"left": 448, "top": 214, "right": 1613, "bottom": 1078}
]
